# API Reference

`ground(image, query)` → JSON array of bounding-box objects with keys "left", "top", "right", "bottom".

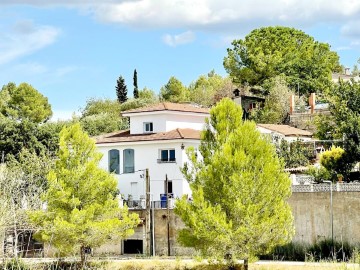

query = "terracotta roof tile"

[
  {"left": 121, "top": 102, "right": 209, "bottom": 115},
  {"left": 95, "top": 128, "right": 201, "bottom": 144},
  {"left": 257, "top": 124, "right": 313, "bottom": 137}
]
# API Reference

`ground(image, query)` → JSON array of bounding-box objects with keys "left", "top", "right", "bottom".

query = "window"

[
  {"left": 144, "top": 122, "right": 153, "bottom": 133},
  {"left": 123, "top": 149, "right": 135, "bottom": 173},
  {"left": 158, "top": 149, "right": 176, "bottom": 163},
  {"left": 108, "top": 149, "right": 120, "bottom": 174},
  {"left": 165, "top": 180, "right": 173, "bottom": 194}
]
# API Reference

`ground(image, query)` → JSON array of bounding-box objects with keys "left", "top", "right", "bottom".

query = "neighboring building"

[
  {"left": 232, "top": 88, "right": 265, "bottom": 120},
  {"left": 257, "top": 124, "right": 313, "bottom": 142},
  {"left": 95, "top": 102, "right": 209, "bottom": 205},
  {"left": 332, "top": 68, "right": 360, "bottom": 83}
]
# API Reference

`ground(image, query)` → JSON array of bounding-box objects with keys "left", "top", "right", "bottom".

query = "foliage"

[
  {"left": 79, "top": 98, "right": 128, "bottom": 136},
  {"left": 320, "top": 146, "right": 351, "bottom": 181},
  {"left": 314, "top": 114, "right": 336, "bottom": 140},
  {"left": 81, "top": 98, "right": 121, "bottom": 117},
  {"left": 0, "top": 118, "right": 61, "bottom": 162},
  {"left": 138, "top": 87, "right": 158, "bottom": 101},
  {"left": 188, "top": 72, "right": 236, "bottom": 107},
  {"left": 307, "top": 165, "right": 332, "bottom": 183},
  {"left": 133, "top": 69, "right": 139, "bottom": 99},
  {"left": 116, "top": 75, "right": 128, "bottom": 103},
  {"left": 0, "top": 149, "right": 51, "bottom": 256},
  {"left": 80, "top": 113, "right": 129, "bottom": 136},
  {"left": 175, "top": 98, "right": 294, "bottom": 265},
  {"left": 260, "top": 239, "right": 358, "bottom": 262},
  {"left": 160, "top": 76, "right": 189, "bottom": 102},
  {"left": 250, "top": 76, "right": 293, "bottom": 124},
  {"left": 276, "top": 139, "right": 313, "bottom": 168},
  {"left": 224, "top": 26, "right": 341, "bottom": 95},
  {"left": 3, "top": 258, "right": 29, "bottom": 270},
  {"left": 0, "top": 82, "right": 52, "bottom": 123},
  {"left": 119, "top": 97, "right": 157, "bottom": 112},
  {"left": 29, "top": 124, "right": 139, "bottom": 264},
  {"left": 315, "top": 80, "right": 360, "bottom": 179}
]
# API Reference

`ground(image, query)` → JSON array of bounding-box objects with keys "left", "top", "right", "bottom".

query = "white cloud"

[
  {"left": 162, "top": 31, "right": 195, "bottom": 47},
  {"left": 3, "top": 0, "right": 360, "bottom": 41},
  {"left": 0, "top": 20, "right": 60, "bottom": 65},
  {"left": 88, "top": 0, "right": 360, "bottom": 31}
]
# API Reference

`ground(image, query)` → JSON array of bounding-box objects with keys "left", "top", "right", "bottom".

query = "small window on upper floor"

[
  {"left": 144, "top": 122, "right": 153, "bottom": 133},
  {"left": 109, "top": 149, "right": 120, "bottom": 174}
]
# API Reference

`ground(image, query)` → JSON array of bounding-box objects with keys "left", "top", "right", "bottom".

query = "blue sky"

[{"left": 1, "top": 1, "right": 360, "bottom": 120}]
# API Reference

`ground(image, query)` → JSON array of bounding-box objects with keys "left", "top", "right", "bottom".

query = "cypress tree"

[
  {"left": 116, "top": 75, "right": 127, "bottom": 103},
  {"left": 133, "top": 69, "right": 139, "bottom": 99}
]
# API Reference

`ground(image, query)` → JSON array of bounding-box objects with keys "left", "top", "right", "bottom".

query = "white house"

[
  {"left": 95, "top": 102, "right": 209, "bottom": 206},
  {"left": 256, "top": 124, "right": 313, "bottom": 143}
]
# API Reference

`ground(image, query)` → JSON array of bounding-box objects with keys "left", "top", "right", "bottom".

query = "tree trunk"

[
  {"left": 243, "top": 258, "right": 248, "bottom": 270},
  {"left": 80, "top": 246, "right": 86, "bottom": 269}
]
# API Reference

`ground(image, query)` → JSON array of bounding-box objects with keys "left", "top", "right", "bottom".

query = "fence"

[{"left": 292, "top": 182, "right": 360, "bottom": 192}]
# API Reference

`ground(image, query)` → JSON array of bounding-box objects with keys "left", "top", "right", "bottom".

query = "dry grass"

[
  {"left": 251, "top": 262, "right": 360, "bottom": 270},
  {"left": 3, "top": 259, "right": 360, "bottom": 270},
  {"left": 102, "top": 260, "right": 360, "bottom": 270}
]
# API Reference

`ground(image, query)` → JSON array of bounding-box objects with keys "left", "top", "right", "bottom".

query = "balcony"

[
  {"left": 157, "top": 158, "right": 176, "bottom": 163},
  {"left": 123, "top": 199, "right": 175, "bottom": 209}
]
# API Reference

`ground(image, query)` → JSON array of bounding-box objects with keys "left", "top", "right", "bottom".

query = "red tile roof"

[
  {"left": 257, "top": 124, "right": 313, "bottom": 137},
  {"left": 95, "top": 128, "right": 201, "bottom": 144},
  {"left": 121, "top": 102, "right": 209, "bottom": 115}
]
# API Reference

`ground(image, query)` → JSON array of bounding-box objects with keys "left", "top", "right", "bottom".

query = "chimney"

[
  {"left": 344, "top": 67, "right": 351, "bottom": 76},
  {"left": 309, "top": 93, "right": 316, "bottom": 114},
  {"left": 290, "top": 94, "right": 295, "bottom": 114}
]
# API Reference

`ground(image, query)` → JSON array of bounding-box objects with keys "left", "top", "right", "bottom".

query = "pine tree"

[
  {"left": 29, "top": 124, "right": 139, "bottom": 266},
  {"left": 175, "top": 98, "right": 294, "bottom": 268},
  {"left": 133, "top": 69, "right": 139, "bottom": 99},
  {"left": 116, "top": 75, "right": 128, "bottom": 103}
]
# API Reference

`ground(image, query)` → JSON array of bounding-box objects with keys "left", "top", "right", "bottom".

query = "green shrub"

[
  {"left": 3, "top": 258, "right": 30, "bottom": 270},
  {"left": 260, "top": 239, "right": 360, "bottom": 262}
]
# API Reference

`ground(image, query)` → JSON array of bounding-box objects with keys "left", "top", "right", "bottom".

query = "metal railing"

[
  {"left": 157, "top": 159, "right": 176, "bottom": 163},
  {"left": 124, "top": 199, "right": 175, "bottom": 209}
]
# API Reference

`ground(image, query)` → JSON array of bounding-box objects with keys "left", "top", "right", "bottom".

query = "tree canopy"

[
  {"left": 0, "top": 82, "right": 52, "bottom": 123},
  {"left": 315, "top": 80, "right": 360, "bottom": 179},
  {"left": 160, "top": 76, "right": 189, "bottom": 102},
  {"left": 224, "top": 26, "right": 341, "bottom": 95},
  {"left": 133, "top": 69, "right": 139, "bottom": 99},
  {"left": 189, "top": 72, "right": 235, "bottom": 107},
  {"left": 29, "top": 124, "right": 139, "bottom": 264},
  {"left": 175, "top": 98, "right": 294, "bottom": 266},
  {"left": 0, "top": 118, "right": 61, "bottom": 162},
  {"left": 250, "top": 76, "right": 293, "bottom": 124},
  {"left": 116, "top": 75, "right": 128, "bottom": 103}
]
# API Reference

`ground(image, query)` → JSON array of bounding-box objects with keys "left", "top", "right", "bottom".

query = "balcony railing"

[
  {"left": 157, "top": 159, "right": 176, "bottom": 163},
  {"left": 123, "top": 199, "right": 175, "bottom": 209}
]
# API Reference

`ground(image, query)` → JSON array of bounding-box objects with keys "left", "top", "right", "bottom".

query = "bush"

[
  {"left": 260, "top": 239, "right": 360, "bottom": 262},
  {"left": 2, "top": 258, "right": 29, "bottom": 270}
]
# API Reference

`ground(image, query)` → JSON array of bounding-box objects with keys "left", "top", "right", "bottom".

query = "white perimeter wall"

[{"left": 97, "top": 140, "right": 199, "bottom": 201}]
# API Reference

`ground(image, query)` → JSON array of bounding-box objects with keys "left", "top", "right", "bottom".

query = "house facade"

[
  {"left": 95, "top": 102, "right": 209, "bottom": 205},
  {"left": 256, "top": 124, "right": 313, "bottom": 142}
]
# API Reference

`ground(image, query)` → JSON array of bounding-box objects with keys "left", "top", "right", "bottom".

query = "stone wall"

[{"left": 289, "top": 191, "right": 360, "bottom": 244}]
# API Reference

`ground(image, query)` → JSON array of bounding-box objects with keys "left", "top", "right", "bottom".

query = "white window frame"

[
  {"left": 158, "top": 149, "right": 176, "bottom": 163},
  {"left": 143, "top": 122, "right": 153, "bottom": 133}
]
